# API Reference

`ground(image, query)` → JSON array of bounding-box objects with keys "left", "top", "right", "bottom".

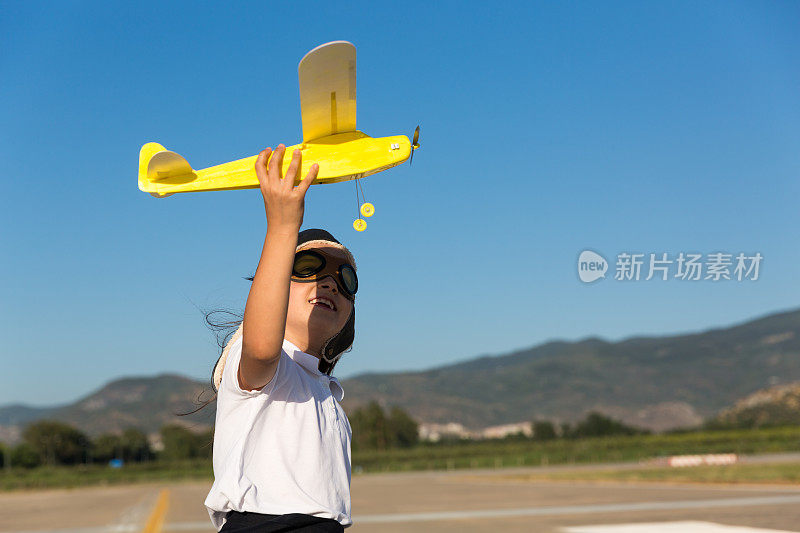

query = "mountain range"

[
  {"left": 341, "top": 307, "right": 800, "bottom": 431},
  {"left": 2, "top": 306, "right": 800, "bottom": 442}
]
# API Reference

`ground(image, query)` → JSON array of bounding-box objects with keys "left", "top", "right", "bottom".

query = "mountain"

[
  {"left": 2, "top": 306, "right": 800, "bottom": 441},
  {"left": 339, "top": 307, "right": 800, "bottom": 431},
  {"left": 0, "top": 404, "right": 56, "bottom": 426},
  {"left": 0, "top": 374, "right": 215, "bottom": 443},
  {"left": 713, "top": 381, "right": 800, "bottom": 427}
]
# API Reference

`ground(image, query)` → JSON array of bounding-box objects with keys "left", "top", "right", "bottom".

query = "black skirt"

[{"left": 219, "top": 510, "right": 345, "bottom": 532}]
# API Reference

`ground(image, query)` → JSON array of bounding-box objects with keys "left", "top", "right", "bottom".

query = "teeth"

[{"left": 310, "top": 297, "right": 335, "bottom": 310}]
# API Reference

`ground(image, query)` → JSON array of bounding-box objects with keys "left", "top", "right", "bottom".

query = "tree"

[
  {"left": 194, "top": 428, "right": 214, "bottom": 460},
  {"left": 160, "top": 424, "right": 200, "bottom": 461},
  {"left": 572, "top": 412, "right": 643, "bottom": 438},
  {"left": 532, "top": 420, "right": 557, "bottom": 441},
  {"left": 350, "top": 401, "right": 388, "bottom": 451},
  {"left": 349, "top": 402, "right": 420, "bottom": 451},
  {"left": 11, "top": 443, "right": 41, "bottom": 468},
  {"left": 22, "top": 420, "right": 91, "bottom": 465},
  {"left": 121, "top": 428, "right": 152, "bottom": 462},
  {"left": 92, "top": 433, "right": 123, "bottom": 463},
  {"left": 387, "top": 407, "right": 419, "bottom": 448}
]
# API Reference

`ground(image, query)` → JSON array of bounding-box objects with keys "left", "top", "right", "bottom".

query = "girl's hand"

[{"left": 255, "top": 144, "right": 319, "bottom": 232}]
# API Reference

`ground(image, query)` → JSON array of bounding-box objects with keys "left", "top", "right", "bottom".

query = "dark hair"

[
  {"left": 205, "top": 308, "right": 245, "bottom": 354},
  {"left": 176, "top": 309, "right": 242, "bottom": 416}
]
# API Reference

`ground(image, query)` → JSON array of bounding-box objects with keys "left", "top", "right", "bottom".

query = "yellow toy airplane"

[{"left": 137, "top": 41, "right": 420, "bottom": 231}]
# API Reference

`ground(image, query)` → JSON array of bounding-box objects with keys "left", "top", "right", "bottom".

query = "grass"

[
  {"left": 0, "top": 460, "right": 212, "bottom": 491},
  {"left": 351, "top": 425, "right": 800, "bottom": 473},
  {"left": 2, "top": 426, "right": 799, "bottom": 491}
]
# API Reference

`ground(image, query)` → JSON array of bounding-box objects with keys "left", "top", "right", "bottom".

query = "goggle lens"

[
  {"left": 340, "top": 265, "right": 358, "bottom": 295},
  {"left": 293, "top": 253, "right": 324, "bottom": 277}
]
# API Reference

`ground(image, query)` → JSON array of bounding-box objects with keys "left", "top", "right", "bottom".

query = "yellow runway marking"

[{"left": 141, "top": 489, "right": 170, "bottom": 533}]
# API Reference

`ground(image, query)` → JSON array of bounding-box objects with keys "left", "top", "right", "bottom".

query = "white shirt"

[{"left": 204, "top": 336, "right": 352, "bottom": 530}]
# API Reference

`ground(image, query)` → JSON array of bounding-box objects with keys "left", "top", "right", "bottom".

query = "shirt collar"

[
  {"left": 282, "top": 338, "right": 345, "bottom": 401},
  {"left": 282, "top": 338, "right": 321, "bottom": 375}
]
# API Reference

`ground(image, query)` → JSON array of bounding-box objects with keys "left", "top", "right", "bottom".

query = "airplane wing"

[{"left": 298, "top": 41, "right": 357, "bottom": 143}]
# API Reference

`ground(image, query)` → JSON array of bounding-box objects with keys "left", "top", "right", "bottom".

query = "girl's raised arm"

[{"left": 239, "top": 144, "right": 318, "bottom": 391}]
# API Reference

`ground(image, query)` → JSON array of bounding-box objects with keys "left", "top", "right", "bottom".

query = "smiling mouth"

[{"left": 309, "top": 297, "right": 337, "bottom": 312}]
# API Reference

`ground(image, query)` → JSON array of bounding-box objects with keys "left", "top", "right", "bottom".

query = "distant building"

[
  {"left": 481, "top": 422, "right": 532, "bottom": 439},
  {"left": 419, "top": 421, "right": 534, "bottom": 441},
  {"left": 0, "top": 425, "right": 22, "bottom": 446},
  {"left": 418, "top": 422, "right": 474, "bottom": 442},
  {"left": 148, "top": 433, "right": 164, "bottom": 452}
]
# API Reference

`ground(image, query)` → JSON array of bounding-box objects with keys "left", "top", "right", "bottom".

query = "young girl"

[{"left": 204, "top": 144, "right": 356, "bottom": 532}]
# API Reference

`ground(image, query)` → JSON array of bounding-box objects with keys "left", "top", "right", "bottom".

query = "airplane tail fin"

[{"left": 138, "top": 142, "right": 195, "bottom": 198}]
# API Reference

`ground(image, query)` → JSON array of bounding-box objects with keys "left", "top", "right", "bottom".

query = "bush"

[
  {"left": 22, "top": 420, "right": 91, "bottom": 466},
  {"left": 92, "top": 434, "right": 123, "bottom": 463},
  {"left": 388, "top": 407, "right": 419, "bottom": 448},
  {"left": 532, "top": 421, "right": 557, "bottom": 441},
  {"left": 159, "top": 425, "right": 213, "bottom": 461},
  {"left": 349, "top": 402, "right": 419, "bottom": 451},
  {"left": 11, "top": 443, "right": 41, "bottom": 468},
  {"left": 120, "top": 428, "right": 154, "bottom": 462},
  {"left": 567, "top": 412, "right": 646, "bottom": 438}
]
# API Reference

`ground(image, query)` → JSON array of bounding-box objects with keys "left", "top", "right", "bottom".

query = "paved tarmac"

[{"left": 2, "top": 466, "right": 800, "bottom": 533}]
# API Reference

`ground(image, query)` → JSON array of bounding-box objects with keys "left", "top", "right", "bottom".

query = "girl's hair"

[
  {"left": 205, "top": 308, "right": 246, "bottom": 354},
  {"left": 177, "top": 309, "right": 242, "bottom": 416}
]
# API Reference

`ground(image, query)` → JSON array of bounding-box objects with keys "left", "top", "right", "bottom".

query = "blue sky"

[{"left": 2, "top": 1, "right": 799, "bottom": 406}]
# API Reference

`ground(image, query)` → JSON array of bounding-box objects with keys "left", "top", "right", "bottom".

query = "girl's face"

[{"left": 285, "top": 244, "right": 354, "bottom": 357}]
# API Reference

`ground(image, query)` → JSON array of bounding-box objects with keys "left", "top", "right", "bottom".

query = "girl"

[{"left": 204, "top": 144, "right": 356, "bottom": 532}]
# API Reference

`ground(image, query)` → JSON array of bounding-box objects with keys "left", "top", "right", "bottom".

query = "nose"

[{"left": 318, "top": 275, "right": 339, "bottom": 294}]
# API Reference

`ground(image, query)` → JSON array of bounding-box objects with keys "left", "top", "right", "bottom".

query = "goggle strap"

[{"left": 321, "top": 349, "right": 343, "bottom": 365}]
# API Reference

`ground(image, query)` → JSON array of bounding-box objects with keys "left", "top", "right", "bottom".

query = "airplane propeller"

[{"left": 409, "top": 125, "right": 421, "bottom": 165}]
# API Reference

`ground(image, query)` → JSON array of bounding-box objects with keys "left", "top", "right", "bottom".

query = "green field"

[
  {"left": 2, "top": 426, "right": 799, "bottom": 491},
  {"left": 0, "top": 459, "right": 212, "bottom": 491},
  {"left": 352, "top": 426, "right": 800, "bottom": 472}
]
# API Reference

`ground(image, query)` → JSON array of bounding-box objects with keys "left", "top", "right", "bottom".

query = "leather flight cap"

[{"left": 296, "top": 228, "right": 356, "bottom": 271}]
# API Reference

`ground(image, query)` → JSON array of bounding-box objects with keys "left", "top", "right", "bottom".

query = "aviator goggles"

[{"left": 291, "top": 249, "right": 358, "bottom": 300}]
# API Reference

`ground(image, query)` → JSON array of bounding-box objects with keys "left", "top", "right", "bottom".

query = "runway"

[{"left": 2, "top": 467, "right": 800, "bottom": 532}]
